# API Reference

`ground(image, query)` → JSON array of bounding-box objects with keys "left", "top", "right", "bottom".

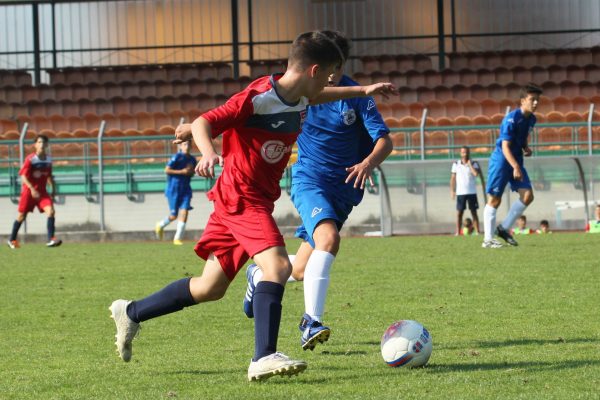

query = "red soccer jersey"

[
  {"left": 201, "top": 74, "right": 309, "bottom": 213},
  {"left": 19, "top": 153, "right": 53, "bottom": 194}
]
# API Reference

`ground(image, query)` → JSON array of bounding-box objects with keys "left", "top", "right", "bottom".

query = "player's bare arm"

[
  {"left": 501, "top": 140, "right": 523, "bottom": 181},
  {"left": 523, "top": 141, "right": 532, "bottom": 157},
  {"left": 450, "top": 173, "right": 456, "bottom": 199},
  {"left": 345, "top": 135, "right": 393, "bottom": 189},
  {"left": 21, "top": 175, "right": 39, "bottom": 198},
  {"left": 310, "top": 82, "right": 397, "bottom": 105},
  {"left": 190, "top": 116, "right": 223, "bottom": 179},
  {"left": 467, "top": 160, "right": 480, "bottom": 176},
  {"left": 48, "top": 175, "right": 56, "bottom": 199}
]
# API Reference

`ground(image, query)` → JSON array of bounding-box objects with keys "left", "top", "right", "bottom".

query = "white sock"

[
  {"left": 484, "top": 205, "right": 497, "bottom": 241},
  {"left": 159, "top": 217, "right": 171, "bottom": 228},
  {"left": 501, "top": 199, "right": 527, "bottom": 231},
  {"left": 304, "top": 250, "right": 335, "bottom": 322},
  {"left": 174, "top": 221, "right": 186, "bottom": 240},
  {"left": 251, "top": 254, "right": 296, "bottom": 286}
]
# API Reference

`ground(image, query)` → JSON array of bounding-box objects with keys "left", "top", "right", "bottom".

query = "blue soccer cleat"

[
  {"left": 299, "top": 313, "right": 331, "bottom": 351},
  {"left": 243, "top": 264, "right": 259, "bottom": 318}
]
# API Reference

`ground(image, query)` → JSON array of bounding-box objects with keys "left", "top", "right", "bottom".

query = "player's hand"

[
  {"left": 30, "top": 188, "right": 40, "bottom": 199},
  {"left": 345, "top": 160, "right": 375, "bottom": 189},
  {"left": 195, "top": 153, "right": 223, "bottom": 178},
  {"left": 523, "top": 146, "right": 532, "bottom": 157},
  {"left": 363, "top": 82, "right": 397, "bottom": 99},
  {"left": 173, "top": 123, "right": 193, "bottom": 144},
  {"left": 513, "top": 165, "right": 523, "bottom": 181}
]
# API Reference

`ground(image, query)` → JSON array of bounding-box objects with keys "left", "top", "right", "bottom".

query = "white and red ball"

[{"left": 381, "top": 320, "right": 432, "bottom": 367}]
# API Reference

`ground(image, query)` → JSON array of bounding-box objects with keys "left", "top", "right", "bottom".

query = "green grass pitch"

[{"left": 1, "top": 234, "right": 599, "bottom": 399}]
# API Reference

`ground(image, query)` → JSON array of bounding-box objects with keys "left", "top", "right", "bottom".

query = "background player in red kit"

[
  {"left": 7, "top": 134, "right": 62, "bottom": 249},
  {"left": 109, "top": 30, "right": 396, "bottom": 381}
]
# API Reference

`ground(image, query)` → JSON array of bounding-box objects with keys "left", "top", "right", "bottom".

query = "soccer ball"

[{"left": 381, "top": 320, "right": 432, "bottom": 367}]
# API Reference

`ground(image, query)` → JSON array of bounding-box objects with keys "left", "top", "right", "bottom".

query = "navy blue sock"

[
  {"left": 10, "top": 220, "right": 22, "bottom": 241},
  {"left": 253, "top": 281, "right": 285, "bottom": 361},
  {"left": 47, "top": 217, "right": 55, "bottom": 241},
  {"left": 126, "top": 278, "right": 196, "bottom": 323}
]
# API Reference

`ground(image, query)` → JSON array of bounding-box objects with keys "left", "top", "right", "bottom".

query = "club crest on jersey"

[
  {"left": 261, "top": 140, "right": 290, "bottom": 164},
  {"left": 343, "top": 109, "right": 356, "bottom": 126},
  {"left": 299, "top": 110, "right": 307, "bottom": 125}
]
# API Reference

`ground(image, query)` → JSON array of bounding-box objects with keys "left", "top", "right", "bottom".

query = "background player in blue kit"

[
  {"left": 482, "top": 83, "right": 542, "bottom": 248},
  {"left": 155, "top": 139, "right": 197, "bottom": 245},
  {"left": 244, "top": 31, "right": 393, "bottom": 351}
]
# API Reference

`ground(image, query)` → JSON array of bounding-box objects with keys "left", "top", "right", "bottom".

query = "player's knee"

[
  {"left": 314, "top": 230, "right": 340, "bottom": 254},
  {"left": 522, "top": 192, "right": 534, "bottom": 205}
]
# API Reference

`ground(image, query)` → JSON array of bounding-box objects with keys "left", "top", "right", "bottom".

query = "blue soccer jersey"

[
  {"left": 486, "top": 108, "right": 536, "bottom": 197},
  {"left": 492, "top": 108, "right": 536, "bottom": 165},
  {"left": 292, "top": 75, "right": 389, "bottom": 205},
  {"left": 165, "top": 152, "right": 196, "bottom": 197},
  {"left": 291, "top": 75, "right": 389, "bottom": 246}
]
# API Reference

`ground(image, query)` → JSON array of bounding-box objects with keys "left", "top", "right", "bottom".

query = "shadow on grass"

[
  {"left": 319, "top": 350, "right": 368, "bottom": 356},
  {"left": 428, "top": 359, "right": 600, "bottom": 373},
  {"left": 437, "top": 337, "right": 599, "bottom": 350}
]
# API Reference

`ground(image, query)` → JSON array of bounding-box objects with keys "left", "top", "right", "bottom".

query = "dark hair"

[
  {"left": 288, "top": 30, "right": 349, "bottom": 71},
  {"left": 519, "top": 83, "right": 543, "bottom": 100},
  {"left": 321, "top": 30, "right": 351, "bottom": 61},
  {"left": 540, "top": 220, "right": 549, "bottom": 226},
  {"left": 35, "top": 134, "right": 49, "bottom": 143},
  {"left": 518, "top": 215, "right": 527, "bottom": 222}
]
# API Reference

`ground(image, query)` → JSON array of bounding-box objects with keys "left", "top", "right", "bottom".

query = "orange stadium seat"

[
  {"left": 476, "top": 68, "right": 495, "bottom": 86},
  {"left": 118, "top": 113, "right": 137, "bottom": 129},
  {"left": 495, "top": 67, "right": 513, "bottom": 85},
  {"left": 450, "top": 84, "right": 469, "bottom": 101},
  {"left": 566, "top": 65, "right": 585, "bottom": 82},
  {"left": 408, "top": 103, "right": 425, "bottom": 118},
  {"left": 578, "top": 81, "right": 595, "bottom": 98},
  {"left": 530, "top": 65, "right": 549, "bottom": 83},
  {"left": 399, "top": 116, "right": 420, "bottom": 127},
  {"left": 571, "top": 96, "right": 590, "bottom": 113},
  {"left": 512, "top": 66, "right": 530, "bottom": 84},
  {"left": 432, "top": 85, "right": 452, "bottom": 102},
  {"left": 406, "top": 70, "right": 425, "bottom": 88},
  {"left": 84, "top": 113, "right": 101, "bottom": 131},
  {"left": 583, "top": 64, "right": 600, "bottom": 82},
  {"left": 458, "top": 68, "right": 477, "bottom": 86},
  {"left": 424, "top": 70, "right": 442, "bottom": 87},
  {"left": 398, "top": 86, "right": 417, "bottom": 103},
  {"left": 546, "top": 111, "right": 566, "bottom": 123},
  {"left": 547, "top": 65, "right": 567, "bottom": 82},
  {"left": 72, "top": 128, "right": 91, "bottom": 138},
  {"left": 443, "top": 99, "right": 462, "bottom": 117},
  {"left": 376, "top": 103, "right": 392, "bottom": 119},
  {"left": 441, "top": 69, "right": 460, "bottom": 86},
  {"left": 95, "top": 98, "right": 113, "bottom": 115},
  {"left": 158, "top": 125, "right": 175, "bottom": 136},
  {"left": 434, "top": 116, "right": 453, "bottom": 126},
  {"left": 67, "top": 115, "right": 86, "bottom": 131},
  {"left": 453, "top": 115, "right": 473, "bottom": 126},
  {"left": 470, "top": 84, "right": 488, "bottom": 100},
  {"left": 390, "top": 102, "right": 409, "bottom": 118},
  {"left": 473, "top": 115, "right": 492, "bottom": 126},
  {"left": 565, "top": 111, "right": 585, "bottom": 122},
  {"left": 384, "top": 117, "right": 401, "bottom": 128},
  {"left": 1, "top": 130, "right": 21, "bottom": 140},
  {"left": 154, "top": 112, "right": 172, "bottom": 129},
  {"left": 425, "top": 100, "right": 444, "bottom": 119},
  {"left": 552, "top": 96, "right": 571, "bottom": 113},
  {"left": 463, "top": 99, "right": 482, "bottom": 116},
  {"left": 136, "top": 112, "right": 155, "bottom": 130},
  {"left": 416, "top": 86, "right": 435, "bottom": 103},
  {"left": 490, "top": 113, "right": 505, "bottom": 125}
]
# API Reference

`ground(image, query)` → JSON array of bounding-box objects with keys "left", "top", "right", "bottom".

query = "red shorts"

[
  {"left": 18, "top": 191, "right": 53, "bottom": 214},
  {"left": 194, "top": 205, "right": 285, "bottom": 281}
]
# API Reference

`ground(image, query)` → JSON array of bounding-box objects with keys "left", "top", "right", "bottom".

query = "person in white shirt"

[{"left": 450, "top": 146, "right": 481, "bottom": 235}]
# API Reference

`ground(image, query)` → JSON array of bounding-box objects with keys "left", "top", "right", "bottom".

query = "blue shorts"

[
  {"left": 167, "top": 192, "right": 193, "bottom": 216},
  {"left": 486, "top": 158, "right": 531, "bottom": 198},
  {"left": 291, "top": 181, "right": 354, "bottom": 248}
]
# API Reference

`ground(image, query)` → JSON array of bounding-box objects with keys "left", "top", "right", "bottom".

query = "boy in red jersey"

[
  {"left": 8, "top": 134, "right": 62, "bottom": 249},
  {"left": 109, "top": 30, "right": 396, "bottom": 381}
]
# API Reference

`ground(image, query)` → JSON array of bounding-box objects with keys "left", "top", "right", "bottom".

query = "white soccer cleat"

[
  {"left": 109, "top": 299, "right": 140, "bottom": 362},
  {"left": 481, "top": 239, "right": 503, "bottom": 248},
  {"left": 247, "top": 352, "right": 307, "bottom": 381}
]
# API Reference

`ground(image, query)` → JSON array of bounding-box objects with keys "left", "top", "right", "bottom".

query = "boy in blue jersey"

[
  {"left": 243, "top": 31, "right": 393, "bottom": 351},
  {"left": 482, "top": 83, "right": 543, "bottom": 248},
  {"left": 155, "top": 139, "right": 197, "bottom": 245}
]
